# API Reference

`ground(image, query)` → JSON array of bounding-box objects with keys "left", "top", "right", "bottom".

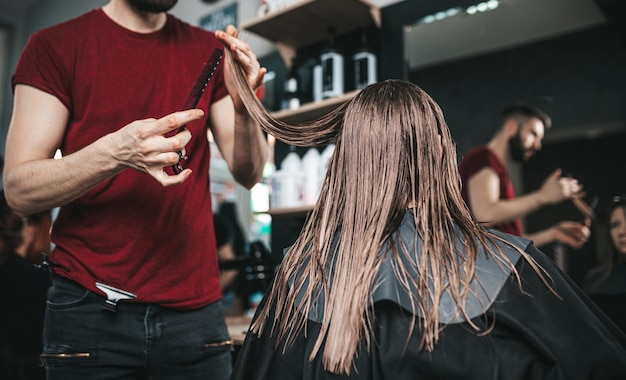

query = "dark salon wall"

[
  {"left": 407, "top": 24, "right": 626, "bottom": 284},
  {"left": 408, "top": 24, "right": 626, "bottom": 155}
]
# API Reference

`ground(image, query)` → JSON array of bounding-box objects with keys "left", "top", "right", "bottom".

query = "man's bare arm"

[
  {"left": 209, "top": 96, "right": 267, "bottom": 189},
  {"left": 210, "top": 26, "right": 268, "bottom": 190},
  {"left": 466, "top": 167, "right": 544, "bottom": 225},
  {"left": 4, "top": 85, "right": 201, "bottom": 216},
  {"left": 525, "top": 221, "right": 590, "bottom": 249},
  {"left": 467, "top": 167, "right": 582, "bottom": 226}
]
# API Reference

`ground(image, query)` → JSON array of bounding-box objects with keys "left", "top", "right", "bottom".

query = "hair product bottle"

[
  {"left": 320, "top": 29, "right": 344, "bottom": 99},
  {"left": 282, "top": 57, "right": 300, "bottom": 110},
  {"left": 312, "top": 60, "right": 323, "bottom": 102},
  {"left": 353, "top": 29, "right": 377, "bottom": 90}
]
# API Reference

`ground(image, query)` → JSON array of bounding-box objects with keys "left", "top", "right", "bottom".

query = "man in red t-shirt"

[
  {"left": 459, "top": 103, "right": 590, "bottom": 249},
  {"left": 3, "top": 0, "right": 267, "bottom": 378}
]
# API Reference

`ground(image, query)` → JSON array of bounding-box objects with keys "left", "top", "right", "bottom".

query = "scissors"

[{"left": 172, "top": 48, "right": 224, "bottom": 174}]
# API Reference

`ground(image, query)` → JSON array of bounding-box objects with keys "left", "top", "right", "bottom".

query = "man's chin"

[
  {"left": 524, "top": 151, "right": 537, "bottom": 161},
  {"left": 127, "top": 0, "right": 178, "bottom": 13}
]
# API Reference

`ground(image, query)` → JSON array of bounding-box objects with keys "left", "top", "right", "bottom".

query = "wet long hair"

[{"left": 225, "top": 49, "right": 549, "bottom": 374}]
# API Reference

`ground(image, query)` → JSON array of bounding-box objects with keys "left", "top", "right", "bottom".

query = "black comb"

[
  {"left": 181, "top": 47, "right": 224, "bottom": 112},
  {"left": 172, "top": 47, "right": 224, "bottom": 174}
]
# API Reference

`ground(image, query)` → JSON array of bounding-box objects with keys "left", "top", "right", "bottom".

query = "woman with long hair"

[
  {"left": 222, "top": 48, "right": 626, "bottom": 379},
  {"left": 583, "top": 195, "right": 626, "bottom": 332}
]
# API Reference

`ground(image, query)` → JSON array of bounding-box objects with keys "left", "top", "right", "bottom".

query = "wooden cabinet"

[
  {"left": 270, "top": 90, "right": 360, "bottom": 124},
  {"left": 241, "top": 0, "right": 380, "bottom": 66},
  {"left": 242, "top": 0, "right": 380, "bottom": 228}
]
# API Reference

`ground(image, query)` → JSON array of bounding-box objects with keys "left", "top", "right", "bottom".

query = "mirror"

[{"left": 402, "top": 0, "right": 626, "bottom": 284}]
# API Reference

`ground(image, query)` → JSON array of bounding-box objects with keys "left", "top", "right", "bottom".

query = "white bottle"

[
  {"left": 321, "top": 31, "right": 344, "bottom": 99},
  {"left": 312, "top": 63, "right": 323, "bottom": 102},
  {"left": 301, "top": 148, "right": 321, "bottom": 205},
  {"left": 275, "top": 147, "right": 302, "bottom": 207},
  {"left": 353, "top": 30, "right": 377, "bottom": 90},
  {"left": 319, "top": 144, "right": 336, "bottom": 187},
  {"left": 281, "top": 147, "right": 301, "bottom": 173},
  {"left": 271, "top": 170, "right": 300, "bottom": 208}
]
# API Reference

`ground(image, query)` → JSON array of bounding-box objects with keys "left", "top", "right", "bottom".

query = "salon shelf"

[
  {"left": 261, "top": 92, "right": 362, "bottom": 217},
  {"left": 241, "top": 0, "right": 379, "bottom": 254},
  {"left": 240, "top": 0, "right": 381, "bottom": 65},
  {"left": 270, "top": 90, "right": 360, "bottom": 123}
]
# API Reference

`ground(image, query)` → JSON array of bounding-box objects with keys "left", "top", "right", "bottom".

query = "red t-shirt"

[
  {"left": 458, "top": 146, "right": 523, "bottom": 236},
  {"left": 12, "top": 9, "right": 228, "bottom": 309}
]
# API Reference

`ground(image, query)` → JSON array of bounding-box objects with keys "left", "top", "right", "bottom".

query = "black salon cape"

[
  {"left": 583, "top": 262, "right": 626, "bottom": 333},
  {"left": 231, "top": 226, "right": 626, "bottom": 379}
]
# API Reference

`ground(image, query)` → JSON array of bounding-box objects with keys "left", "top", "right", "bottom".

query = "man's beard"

[
  {"left": 508, "top": 131, "right": 527, "bottom": 163},
  {"left": 127, "top": 0, "right": 178, "bottom": 13}
]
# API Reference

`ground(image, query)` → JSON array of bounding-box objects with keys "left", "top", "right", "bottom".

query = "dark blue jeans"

[{"left": 41, "top": 277, "right": 232, "bottom": 380}]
